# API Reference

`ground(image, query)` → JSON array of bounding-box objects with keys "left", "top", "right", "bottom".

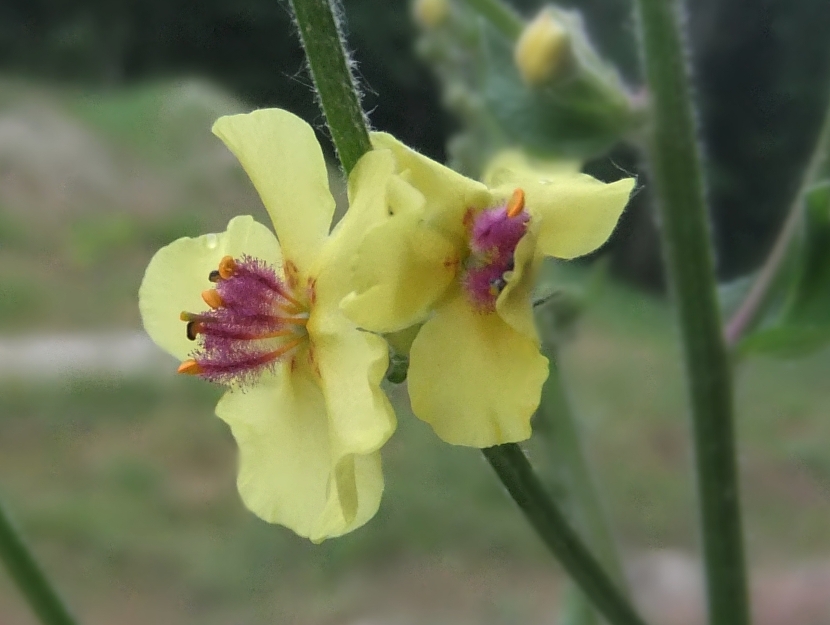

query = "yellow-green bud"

[
  {"left": 411, "top": 0, "right": 450, "bottom": 29},
  {"left": 514, "top": 9, "right": 571, "bottom": 86}
]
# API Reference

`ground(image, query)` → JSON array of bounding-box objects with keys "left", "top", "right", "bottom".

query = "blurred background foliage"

[{"left": 2, "top": 0, "right": 830, "bottom": 283}]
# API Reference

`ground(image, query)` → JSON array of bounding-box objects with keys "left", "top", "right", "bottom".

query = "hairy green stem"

[
  {"left": 633, "top": 1, "right": 749, "bottom": 624},
  {"left": 289, "top": 0, "right": 372, "bottom": 174},
  {"left": 483, "top": 444, "right": 648, "bottom": 625},
  {"left": 461, "top": 0, "right": 524, "bottom": 41},
  {"left": 724, "top": 101, "right": 830, "bottom": 346},
  {"left": 534, "top": 349, "right": 628, "bottom": 591},
  {"left": 0, "top": 500, "right": 79, "bottom": 625}
]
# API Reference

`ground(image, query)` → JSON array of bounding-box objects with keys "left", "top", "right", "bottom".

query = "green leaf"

[
  {"left": 739, "top": 325, "right": 830, "bottom": 358},
  {"left": 784, "top": 181, "right": 830, "bottom": 323},
  {"left": 740, "top": 181, "right": 830, "bottom": 357}
]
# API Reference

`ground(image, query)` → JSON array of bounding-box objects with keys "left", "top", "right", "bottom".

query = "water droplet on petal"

[{"left": 206, "top": 233, "right": 218, "bottom": 249}]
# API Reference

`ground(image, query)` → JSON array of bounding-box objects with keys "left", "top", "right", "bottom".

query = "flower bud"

[
  {"left": 412, "top": 0, "right": 450, "bottom": 29},
  {"left": 514, "top": 9, "right": 571, "bottom": 86}
]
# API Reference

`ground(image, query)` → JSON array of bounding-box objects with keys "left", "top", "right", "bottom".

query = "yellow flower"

[
  {"left": 343, "top": 138, "right": 635, "bottom": 448},
  {"left": 412, "top": 0, "right": 450, "bottom": 29},
  {"left": 514, "top": 9, "right": 571, "bottom": 86},
  {"left": 138, "top": 109, "right": 396, "bottom": 542}
]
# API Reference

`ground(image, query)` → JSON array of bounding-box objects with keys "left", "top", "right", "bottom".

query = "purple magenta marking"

[
  {"left": 463, "top": 204, "right": 529, "bottom": 312},
  {"left": 185, "top": 256, "right": 306, "bottom": 386}
]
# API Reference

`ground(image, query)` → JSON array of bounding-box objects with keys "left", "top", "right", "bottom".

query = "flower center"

[
  {"left": 177, "top": 255, "right": 311, "bottom": 385},
  {"left": 462, "top": 188, "right": 530, "bottom": 312}
]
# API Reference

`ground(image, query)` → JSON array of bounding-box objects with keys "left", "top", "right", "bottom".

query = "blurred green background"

[{"left": 2, "top": 0, "right": 830, "bottom": 624}]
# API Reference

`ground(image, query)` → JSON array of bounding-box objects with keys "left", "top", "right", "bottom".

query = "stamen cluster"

[
  {"left": 179, "top": 255, "right": 308, "bottom": 385},
  {"left": 463, "top": 189, "right": 530, "bottom": 312}
]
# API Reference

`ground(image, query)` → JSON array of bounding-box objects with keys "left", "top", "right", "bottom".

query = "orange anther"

[
  {"left": 201, "top": 289, "right": 224, "bottom": 309},
  {"left": 177, "top": 359, "right": 203, "bottom": 375},
  {"left": 218, "top": 256, "right": 237, "bottom": 279},
  {"left": 506, "top": 188, "right": 526, "bottom": 218}
]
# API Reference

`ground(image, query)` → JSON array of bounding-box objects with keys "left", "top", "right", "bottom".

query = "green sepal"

[
  {"left": 782, "top": 182, "right": 830, "bottom": 323},
  {"left": 739, "top": 181, "right": 830, "bottom": 358}
]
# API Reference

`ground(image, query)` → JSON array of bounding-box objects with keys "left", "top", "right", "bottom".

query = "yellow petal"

[
  {"left": 215, "top": 366, "right": 384, "bottom": 542},
  {"left": 482, "top": 150, "right": 581, "bottom": 188},
  {"left": 315, "top": 149, "right": 454, "bottom": 333},
  {"left": 138, "top": 215, "right": 281, "bottom": 360},
  {"left": 371, "top": 132, "right": 492, "bottom": 240},
  {"left": 312, "top": 149, "right": 398, "bottom": 311},
  {"left": 310, "top": 318, "right": 396, "bottom": 456},
  {"left": 408, "top": 293, "right": 549, "bottom": 447},
  {"left": 212, "top": 109, "right": 335, "bottom": 275},
  {"left": 496, "top": 221, "right": 541, "bottom": 341},
  {"left": 494, "top": 174, "right": 634, "bottom": 259},
  {"left": 341, "top": 205, "right": 459, "bottom": 333},
  {"left": 304, "top": 150, "right": 397, "bottom": 458}
]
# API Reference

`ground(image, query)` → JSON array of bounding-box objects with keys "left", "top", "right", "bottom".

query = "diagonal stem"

[
  {"left": 632, "top": 0, "right": 749, "bottom": 623},
  {"left": 0, "top": 499, "right": 79, "bottom": 625},
  {"left": 483, "top": 444, "right": 649, "bottom": 625}
]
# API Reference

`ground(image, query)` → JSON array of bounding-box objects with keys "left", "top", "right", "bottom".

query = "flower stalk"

[
  {"left": 0, "top": 499, "right": 79, "bottom": 625},
  {"left": 632, "top": 0, "right": 749, "bottom": 623},
  {"left": 289, "top": 0, "right": 371, "bottom": 174},
  {"left": 483, "top": 444, "right": 648, "bottom": 625}
]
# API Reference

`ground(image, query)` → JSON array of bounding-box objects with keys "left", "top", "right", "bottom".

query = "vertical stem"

[
  {"left": 0, "top": 499, "right": 79, "bottom": 625},
  {"left": 633, "top": 0, "right": 750, "bottom": 624},
  {"left": 483, "top": 444, "right": 649, "bottom": 625},
  {"left": 289, "top": 0, "right": 372, "bottom": 174}
]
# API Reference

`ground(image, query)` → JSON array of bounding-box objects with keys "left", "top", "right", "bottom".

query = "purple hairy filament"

[
  {"left": 462, "top": 189, "right": 529, "bottom": 312},
  {"left": 177, "top": 255, "right": 309, "bottom": 385}
]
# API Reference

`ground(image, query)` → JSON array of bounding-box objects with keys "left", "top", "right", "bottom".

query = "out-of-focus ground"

[{"left": 1, "top": 79, "right": 829, "bottom": 624}]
